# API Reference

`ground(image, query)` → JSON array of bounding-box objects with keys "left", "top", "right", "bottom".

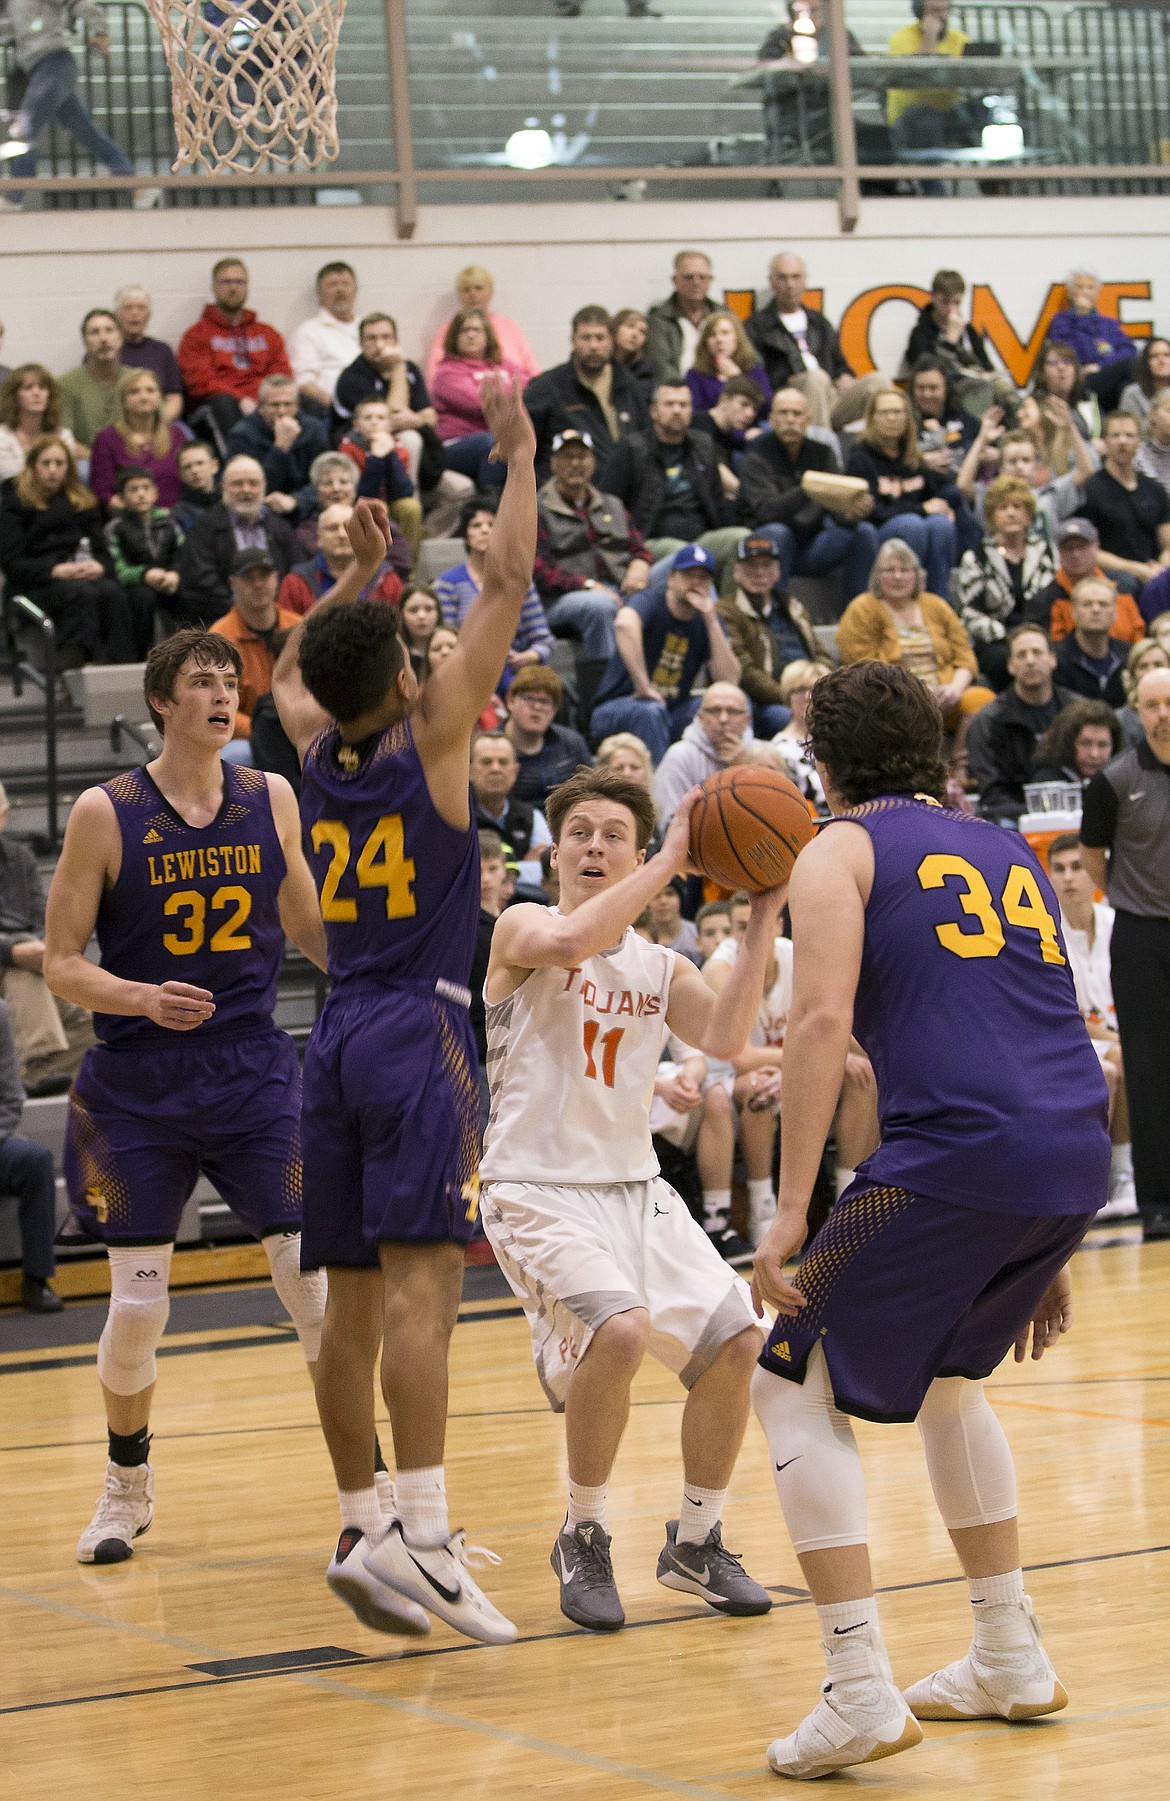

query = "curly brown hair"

[
  {"left": 805, "top": 662, "right": 948, "bottom": 807},
  {"left": 1033, "top": 698, "right": 1120, "bottom": 775},
  {"left": 0, "top": 363, "right": 63, "bottom": 433}
]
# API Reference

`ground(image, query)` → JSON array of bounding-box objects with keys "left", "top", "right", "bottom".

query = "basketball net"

[{"left": 142, "top": 0, "right": 347, "bottom": 174}]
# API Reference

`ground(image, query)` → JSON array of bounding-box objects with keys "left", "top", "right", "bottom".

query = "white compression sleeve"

[
  {"left": 916, "top": 1377, "right": 1018, "bottom": 1530},
  {"left": 97, "top": 1245, "right": 173, "bottom": 1395},
  {"left": 262, "top": 1231, "right": 326, "bottom": 1362},
  {"left": 751, "top": 1344, "right": 868, "bottom": 1553}
]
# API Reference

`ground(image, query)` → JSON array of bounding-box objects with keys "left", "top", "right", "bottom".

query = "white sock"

[
  {"left": 747, "top": 1177, "right": 775, "bottom": 1217},
  {"left": 969, "top": 1567, "right": 1025, "bottom": 1609},
  {"left": 338, "top": 1486, "right": 383, "bottom": 1540},
  {"left": 816, "top": 1596, "right": 880, "bottom": 1669},
  {"left": 396, "top": 1465, "right": 449, "bottom": 1549},
  {"left": 567, "top": 1479, "right": 608, "bottom": 1531},
  {"left": 835, "top": 1166, "right": 856, "bottom": 1200},
  {"left": 703, "top": 1187, "right": 732, "bottom": 1229},
  {"left": 677, "top": 1481, "right": 727, "bottom": 1545},
  {"left": 1110, "top": 1142, "right": 1133, "bottom": 1179}
]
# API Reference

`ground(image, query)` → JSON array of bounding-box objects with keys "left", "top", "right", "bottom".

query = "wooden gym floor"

[{"left": 2, "top": 1230, "right": 1168, "bottom": 1800}]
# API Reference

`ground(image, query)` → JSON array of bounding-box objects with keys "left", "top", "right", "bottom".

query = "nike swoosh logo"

[
  {"left": 775, "top": 1457, "right": 801, "bottom": 1472},
  {"left": 407, "top": 1551, "right": 462, "bottom": 1606},
  {"left": 671, "top": 1553, "right": 711, "bottom": 1586},
  {"left": 1128, "top": 792, "right": 1145, "bottom": 801},
  {"left": 833, "top": 1622, "right": 867, "bottom": 1634},
  {"left": 683, "top": 1494, "right": 704, "bottom": 1506},
  {"left": 556, "top": 1547, "right": 576, "bottom": 1583}
]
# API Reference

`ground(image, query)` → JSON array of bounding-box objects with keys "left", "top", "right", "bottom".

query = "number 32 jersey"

[
  {"left": 480, "top": 922, "right": 675, "bottom": 1185},
  {"left": 843, "top": 795, "right": 1110, "bottom": 1215},
  {"left": 94, "top": 763, "right": 287, "bottom": 1047}
]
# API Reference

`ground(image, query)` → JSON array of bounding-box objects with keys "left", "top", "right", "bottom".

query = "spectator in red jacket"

[{"left": 178, "top": 257, "right": 292, "bottom": 455}]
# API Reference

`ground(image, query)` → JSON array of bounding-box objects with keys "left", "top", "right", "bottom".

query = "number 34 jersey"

[
  {"left": 480, "top": 922, "right": 675, "bottom": 1186},
  {"left": 843, "top": 795, "right": 1110, "bottom": 1216},
  {"left": 94, "top": 764, "right": 287, "bottom": 1048}
]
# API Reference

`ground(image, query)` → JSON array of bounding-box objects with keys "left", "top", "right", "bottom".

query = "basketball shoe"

[
  {"left": 77, "top": 1461, "right": 153, "bottom": 1564},
  {"left": 552, "top": 1520, "right": 625, "bottom": 1632},
  {"left": 766, "top": 1636, "right": 922, "bottom": 1780},
  {"left": 656, "top": 1520, "right": 772, "bottom": 1615},
  {"left": 904, "top": 1596, "right": 1068, "bottom": 1721},
  {"left": 327, "top": 1527, "right": 431, "bottom": 1637},
  {"left": 363, "top": 1521, "right": 518, "bottom": 1645}
]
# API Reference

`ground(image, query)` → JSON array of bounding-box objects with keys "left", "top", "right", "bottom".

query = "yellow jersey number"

[
  {"left": 917, "top": 854, "right": 1065, "bottom": 966},
  {"left": 310, "top": 815, "right": 417, "bottom": 922},
  {"left": 163, "top": 886, "right": 252, "bottom": 956}
]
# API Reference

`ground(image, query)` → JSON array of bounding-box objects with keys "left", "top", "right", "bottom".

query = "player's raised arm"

[
  {"left": 265, "top": 773, "right": 328, "bottom": 971},
  {"left": 44, "top": 789, "right": 216, "bottom": 1030},
  {"left": 665, "top": 885, "right": 786, "bottom": 1061},
  {"left": 272, "top": 612, "right": 332, "bottom": 761},
  {"left": 489, "top": 793, "right": 697, "bottom": 984},
  {"left": 417, "top": 374, "right": 538, "bottom": 750}
]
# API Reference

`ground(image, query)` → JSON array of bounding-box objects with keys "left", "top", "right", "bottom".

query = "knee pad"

[
  {"left": 917, "top": 1377, "right": 1017, "bottom": 1530},
  {"left": 263, "top": 1231, "right": 326, "bottom": 1363},
  {"left": 97, "top": 1246, "right": 173, "bottom": 1395},
  {"left": 751, "top": 1345, "right": 868, "bottom": 1553}
]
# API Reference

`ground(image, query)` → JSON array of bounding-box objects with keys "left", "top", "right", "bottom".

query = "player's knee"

[
  {"left": 263, "top": 1232, "right": 327, "bottom": 1363},
  {"left": 918, "top": 1377, "right": 1017, "bottom": 1528},
  {"left": 97, "top": 1246, "right": 173, "bottom": 1395},
  {"left": 704, "top": 1083, "right": 732, "bottom": 1122},
  {"left": 714, "top": 1324, "right": 764, "bottom": 1379},
  {"left": 590, "top": 1308, "right": 649, "bottom": 1371}
]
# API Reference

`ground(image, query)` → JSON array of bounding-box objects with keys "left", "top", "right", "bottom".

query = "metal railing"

[
  {"left": 6, "top": 597, "right": 60, "bottom": 854},
  {"left": 2, "top": 0, "right": 1169, "bottom": 232}
]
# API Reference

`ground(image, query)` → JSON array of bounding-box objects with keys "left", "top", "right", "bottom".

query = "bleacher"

[{"left": 6, "top": 0, "right": 1170, "bottom": 201}]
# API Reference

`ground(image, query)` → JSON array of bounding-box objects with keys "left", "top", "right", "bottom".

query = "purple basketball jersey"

[
  {"left": 298, "top": 719, "right": 479, "bottom": 989},
  {"left": 840, "top": 796, "right": 1110, "bottom": 1215},
  {"left": 94, "top": 764, "right": 287, "bottom": 1048}
]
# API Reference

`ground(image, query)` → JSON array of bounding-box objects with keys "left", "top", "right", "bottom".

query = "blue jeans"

[
  {"left": 590, "top": 693, "right": 702, "bottom": 765},
  {"left": 761, "top": 519, "right": 880, "bottom": 605},
  {"left": 7, "top": 49, "right": 134, "bottom": 185},
  {"left": 544, "top": 589, "right": 619, "bottom": 662},
  {"left": 441, "top": 432, "right": 506, "bottom": 489},
  {"left": 0, "top": 1133, "right": 58, "bottom": 1279},
  {"left": 877, "top": 513, "right": 958, "bottom": 601}
]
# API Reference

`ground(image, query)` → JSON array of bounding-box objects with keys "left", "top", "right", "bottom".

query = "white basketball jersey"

[{"left": 480, "top": 923, "right": 676, "bottom": 1184}]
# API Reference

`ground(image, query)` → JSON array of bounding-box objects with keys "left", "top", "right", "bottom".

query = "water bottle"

[{"left": 74, "top": 535, "right": 92, "bottom": 566}]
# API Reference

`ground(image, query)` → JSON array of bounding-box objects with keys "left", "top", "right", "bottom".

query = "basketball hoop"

[{"left": 142, "top": 0, "right": 347, "bottom": 175}]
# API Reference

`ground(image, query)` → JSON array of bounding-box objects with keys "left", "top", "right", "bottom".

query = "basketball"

[{"left": 689, "top": 765, "right": 816, "bottom": 893}]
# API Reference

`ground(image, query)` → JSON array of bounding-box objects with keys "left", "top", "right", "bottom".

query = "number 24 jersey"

[
  {"left": 843, "top": 796, "right": 1110, "bottom": 1215},
  {"left": 480, "top": 922, "right": 675, "bottom": 1186}
]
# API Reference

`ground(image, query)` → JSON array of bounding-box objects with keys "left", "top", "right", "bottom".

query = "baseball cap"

[
  {"left": 670, "top": 543, "right": 716, "bottom": 572},
  {"left": 1057, "top": 517, "right": 1099, "bottom": 546},
  {"left": 736, "top": 533, "right": 779, "bottom": 562},
  {"left": 551, "top": 428, "right": 594, "bottom": 454},
  {"left": 232, "top": 546, "right": 276, "bottom": 575}
]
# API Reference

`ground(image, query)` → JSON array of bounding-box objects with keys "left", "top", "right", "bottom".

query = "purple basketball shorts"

[
  {"left": 66, "top": 1028, "right": 302, "bottom": 1246},
  {"left": 759, "top": 1183, "right": 1094, "bottom": 1422},
  {"left": 300, "top": 983, "right": 481, "bottom": 1270}
]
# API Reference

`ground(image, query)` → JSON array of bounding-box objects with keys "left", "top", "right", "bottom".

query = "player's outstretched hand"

[
  {"left": 345, "top": 498, "right": 392, "bottom": 579},
  {"left": 145, "top": 980, "right": 216, "bottom": 1032},
  {"left": 1014, "top": 1264, "right": 1073, "bottom": 1362},
  {"left": 483, "top": 373, "right": 537, "bottom": 466},
  {"left": 659, "top": 786, "right": 703, "bottom": 877},
  {"left": 750, "top": 1205, "right": 809, "bottom": 1320},
  {"left": 747, "top": 882, "right": 788, "bottom": 926}
]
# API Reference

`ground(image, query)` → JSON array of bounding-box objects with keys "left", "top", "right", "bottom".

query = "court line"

[
  {"left": 0, "top": 1305, "right": 526, "bottom": 1378},
  {"left": 3, "top": 1541, "right": 1167, "bottom": 1719}
]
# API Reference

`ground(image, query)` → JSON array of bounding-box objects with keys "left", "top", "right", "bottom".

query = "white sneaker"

[
  {"left": 326, "top": 1527, "right": 430, "bottom": 1637},
  {"left": 748, "top": 1199, "right": 776, "bottom": 1248},
  {"left": 0, "top": 194, "right": 23, "bottom": 212},
  {"left": 131, "top": 184, "right": 164, "bottom": 209},
  {"left": 1097, "top": 1170, "right": 1138, "bottom": 1220},
  {"left": 766, "top": 1640, "right": 921, "bottom": 1780},
  {"left": 77, "top": 1461, "right": 154, "bottom": 1563},
  {"left": 363, "top": 1520, "right": 518, "bottom": 1645},
  {"left": 904, "top": 1597, "right": 1068, "bottom": 1721},
  {"left": 374, "top": 1470, "right": 396, "bottom": 1522}
]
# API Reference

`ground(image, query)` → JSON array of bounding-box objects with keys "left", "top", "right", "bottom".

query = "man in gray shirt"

[
  {"left": 0, "top": 997, "right": 62, "bottom": 1310},
  {"left": 0, "top": 0, "right": 138, "bottom": 205},
  {"left": 1081, "top": 666, "right": 1170, "bottom": 1240}
]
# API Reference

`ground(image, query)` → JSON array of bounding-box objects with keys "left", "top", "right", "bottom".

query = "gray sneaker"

[
  {"left": 551, "top": 1520, "right": 625, "bottom": 1632},
  {"left": 656, "top": 1519, "right": 772, "bottom": 1615}
]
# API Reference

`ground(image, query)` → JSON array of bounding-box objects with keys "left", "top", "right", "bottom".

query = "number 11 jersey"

[{"left": 480, "top": 922, "right": 675, "bottom": 1185}]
